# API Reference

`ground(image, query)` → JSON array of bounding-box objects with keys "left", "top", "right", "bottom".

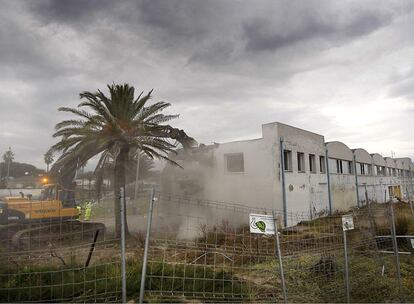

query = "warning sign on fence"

[
  {"left": 249, "top": 213, "right": 275, "bottom": 235},
  {"left": 410, "top": 238, "right": 414, "bottom": 249},
  {"left": 342, "top": 214, "right": 354, "bottom": 231}
]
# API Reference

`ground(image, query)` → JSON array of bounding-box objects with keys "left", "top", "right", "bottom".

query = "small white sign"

[
  {"left": 410, "top": 238, "right": 414, "bottom": 250},
  {"left": 249, "top": 213, "right": 275, "bottom": 235},
  {"left": 342, "top": 214, "right": 354, "bottom": 231}
]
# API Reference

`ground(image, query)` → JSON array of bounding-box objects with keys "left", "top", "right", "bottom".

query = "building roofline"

[
  {"left": 263, "top": 121, "right": 324, "bottom": 138},
  {"left": 218, "top": 137, "right": 263, "bottom": 146}
]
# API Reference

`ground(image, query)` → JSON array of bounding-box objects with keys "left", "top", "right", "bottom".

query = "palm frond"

[
  {"left": 58, "top": 107, "right": 93, "bottom": 120},
  {"left": 55, "top": 119, "right": 87, "bottom": 131},
  {"left": 137, "top": 101, "right": 171, "bottom": 121},
  {"left": 144, "top": 114, "right": 180, "bottom": 124}
]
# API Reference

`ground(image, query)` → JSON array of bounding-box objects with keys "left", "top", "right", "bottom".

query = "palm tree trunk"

[{"left": 114, "top": 146, "right": 130, "bottom": 238}]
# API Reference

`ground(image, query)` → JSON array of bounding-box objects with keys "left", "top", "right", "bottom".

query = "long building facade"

[{"left": 161, "top": 122, "right": 414, "bottom": 226}]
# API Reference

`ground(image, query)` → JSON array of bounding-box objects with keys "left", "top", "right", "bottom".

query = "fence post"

[
  {"left": 353, "top": 153, "right": 360, "bottom": 208},
  {"left": 279, "top": 138, "right": 288, "bottom": 227},
  {"left": 273, "top": 211, "right": 287, "bottom": 303},
  {"left": 343, "top": 228, "right": 350, "bottom": 303},
  {"left": 325, "top": 145, "right": 333, "bottom": 214},
  {"left": 139, "top": 188, "right": 155, "bottom": 304},
  {"left": 120, "top": 187, "right": 127, "bottom": 303},
  {"left": 389, "top": 200, "right": 405, "bottom": 302},
  {"left": 364, "top": 184, "right": 369, "bottom": 206}
]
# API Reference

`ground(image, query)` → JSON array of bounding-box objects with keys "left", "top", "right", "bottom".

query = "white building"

[{"left": 161, "top": 122, "right": 414, "bottom": 226}]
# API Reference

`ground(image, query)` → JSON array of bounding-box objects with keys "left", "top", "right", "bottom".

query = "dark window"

[
  {"left": 348, "top": 161, "right": 353, "bottom": 174},
  {"left": 297, "top": 152, "right": 305, "bottom": 172},
  {"left": 319, "top": 156, "right": 326, "bottom": 173},
  {"left": 309, "top": 154, "right": 316, "bottom": 173},
  {"left": 360, "top": 163, "right": 365, "bottom": 175},
  {"left": 225, "top": 153, "right": 244, "bottom": 173},
  {"left": 336, "top": 159, "right": 343, "bottom": 174},
  {"left": 376, "top": 166, "right": 385, "bottom": 176},
  {"left": 283, "top": 150, "right": 292, "bottom": 171}
]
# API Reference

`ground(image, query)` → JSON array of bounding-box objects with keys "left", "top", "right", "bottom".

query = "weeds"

[{"left": 0, "top": 259, "right": 249, "bottom": 303}]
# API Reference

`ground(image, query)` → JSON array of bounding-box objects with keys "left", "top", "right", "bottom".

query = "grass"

[
  {"left": 247, "top": 252, "right": 414, "bottom": 303},
  {"left": 0, "top": 259, "right": 250, "bottom": 303},
  {"left": 0, "top": 254, "right": 410, "bottom": 303}
]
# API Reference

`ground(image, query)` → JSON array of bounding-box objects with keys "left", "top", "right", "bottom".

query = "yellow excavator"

[{"left": 0, "top": 181, "right": 105, "bottom": 249}]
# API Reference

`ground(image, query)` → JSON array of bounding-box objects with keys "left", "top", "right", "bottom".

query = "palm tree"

[
  {"left": 49, "top": 83, "right": 195, "bottom": 237},
  {"left": 44, "top": 150, "right": 54, "bottom": 173},
  {"left": 3, "top": 147, "right": 14, "bottom": 181}
]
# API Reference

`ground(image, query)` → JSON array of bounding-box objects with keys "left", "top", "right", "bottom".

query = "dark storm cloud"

[
  {"left": 30, "top": 0, "right": 114, "bottom": 23},
  {"left": 137, "top": 0, "right": 211, "bottom": 40},
  {"left": 243, "top": 7, "right": 393, "bottom": 53},
  {"left": 1, "top": 0, "right": 414, "bottom": 167}
]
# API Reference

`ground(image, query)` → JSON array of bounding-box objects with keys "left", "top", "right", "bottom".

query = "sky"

[{"left": 1, "top": 0, "right": 414, "bottom": 169}]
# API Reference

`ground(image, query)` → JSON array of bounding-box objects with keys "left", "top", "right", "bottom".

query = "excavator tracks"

[{"left": 0, "top": 220, "right": 105, "bottom": 251}]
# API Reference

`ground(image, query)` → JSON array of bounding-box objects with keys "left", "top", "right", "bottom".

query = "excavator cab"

[
  {"left": 40, "top": 184, "right": 76, "bottom": 208},
  {"left": 0, "top": 181, "right": 105, "bottom": 250},
  {"left": 40, "top": 184, "right": 56, "bottom": 201}
]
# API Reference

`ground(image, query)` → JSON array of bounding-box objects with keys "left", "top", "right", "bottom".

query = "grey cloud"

[
  {"left": 388, "top": 68, "right": 414, "bottom": 100},
  {"left": 243, "top": 18, "right": 327, "bottom": 53},
  {"left": 0, "top": 4, "right": 82, "bottom": 84},
  {"left": 390, "top": 80, "right": 414, "bottom": 100},
  {"left": 243, "top": 8, "right": 393, "bottom": 53},
  {"left": 137, "top": 0, "right": 210, "bottom": 40},
  {"left": 30, "top": 0, "right": 114, "bottom": 24},
  {"left": 187, "top": 39, "right": 237, "bottom": 66}
]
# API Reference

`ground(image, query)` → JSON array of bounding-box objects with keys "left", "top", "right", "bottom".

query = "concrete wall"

[
  {"left": 395, "top": 158, "right": 412, "bottom": 199},
  {"left": 351, "top": 152, "right": 414, "bottom": 204},
  {"left": 202, "top": 137, "right": 278, "bottom": 210},
  {"left": 162, "top": 126, "right": 280, "bottom": 212},
  {"left": 354, "top": 148, "right": 374, "bottom": 204},
  {"left": 277, "top": 123, "right": 328, "bottom": 218},
  {"left": 327, "top": 142, "right": 357, "bottom": 211}
]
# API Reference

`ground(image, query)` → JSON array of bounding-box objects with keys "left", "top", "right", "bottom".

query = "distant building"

[
  {"left": 162, "top": 122, "right": 414, "bottom": 226},
  {"left": 5, "top": 175, "right": 43, "bottom": 189}
]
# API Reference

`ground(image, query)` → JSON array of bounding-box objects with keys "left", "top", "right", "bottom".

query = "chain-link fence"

[
  {"left": 138, "top": 192, "right": 414, "bottom": 303},
  {"left": 0, "top": 188, "right": 124, "bottom": 303},
  {"left": 1, "top": 188, "right": 414, "bottom": 303}
]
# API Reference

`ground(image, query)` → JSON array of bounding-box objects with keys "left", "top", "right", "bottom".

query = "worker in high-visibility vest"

[
  {"left": 84, "top": 201, "right": 92, "bottom": 221},
  {"left": 76, "top": 205, "right": 82, "bottom": 217}
]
